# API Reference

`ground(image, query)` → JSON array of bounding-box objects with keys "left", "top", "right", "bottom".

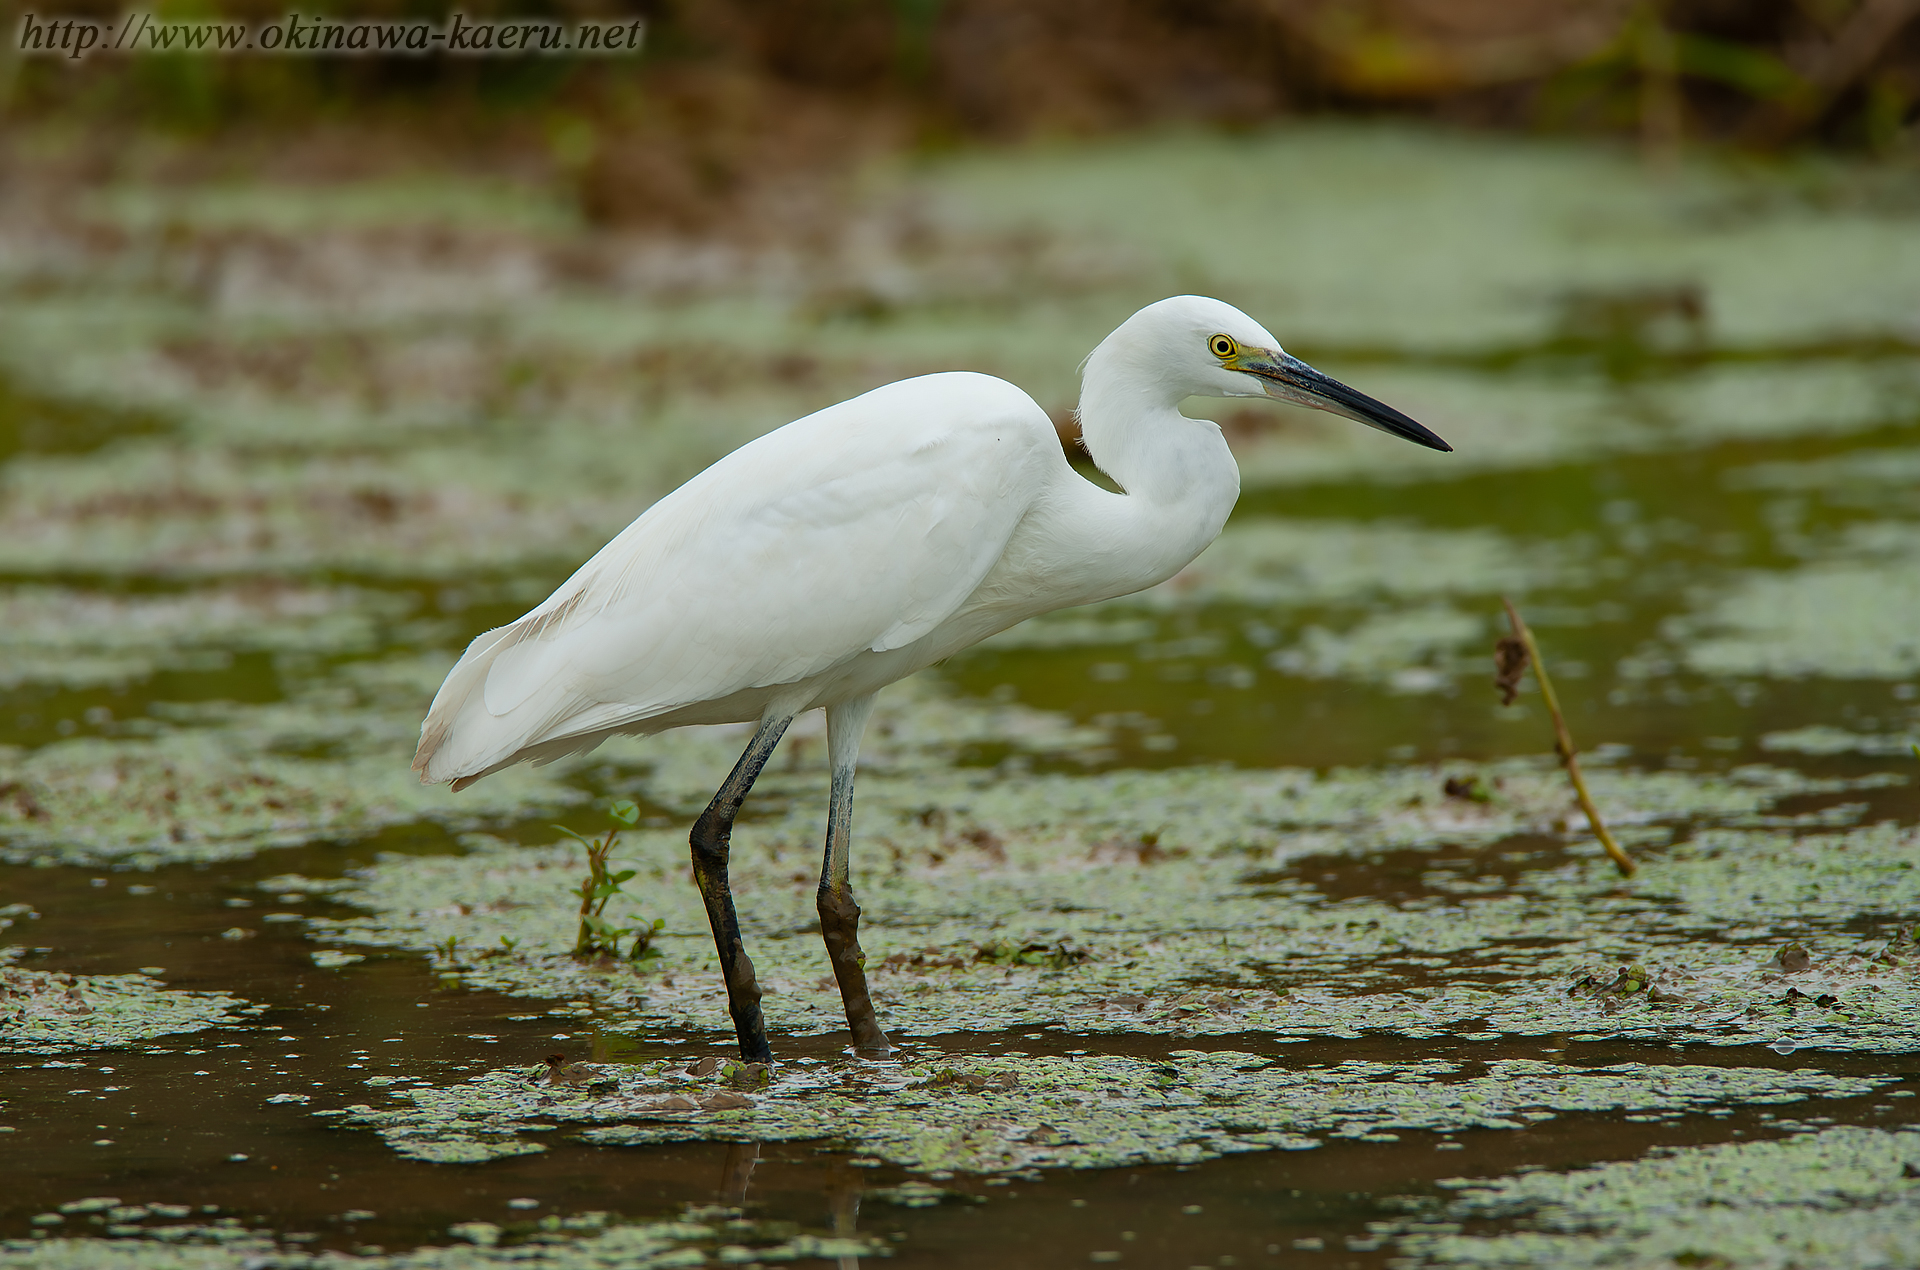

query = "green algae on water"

[
  {"left": 1262, "top": 604, "right": 1486, "bottom": 693},
  {"left": 0, "top": 725, "right": 583, "bottom": 869},
  {"left": 925, "top": 126, "right": 1920, "bottom": 355},
  {"left": 1762, "top": 726, "right": 1920, "bottom": 757},
  {"left": 1395, "top": 1124, "right": 1920, "bottom": 1268},
  {"left": 1, "top": 1210, "right": 881, "bottom": 1269},
  {"left": 1133, "top": 520, "right": 1583, "bottom": 613},
  {"left": 0, "top": 961, "right": 254, "bottom": 1055},
  {"left": 1679, "top": 559, "right": 1920, "bottom": 680},
  {"left": 300, "top": 759, "right": 1917, "bottom": 1052},
  {"left": 0, "top": 656, "right": 596, "bottom": 868},
  {"left": 331, "top": 1050, "right": 1894, "bottom": 1177},
  {"left": 0, "top": 584, "right": 402, "bottom": 691}
]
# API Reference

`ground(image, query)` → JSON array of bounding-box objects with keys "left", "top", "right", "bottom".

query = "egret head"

[{"left": 1109, "top": 295, "right": 1452, "bottom": 453}]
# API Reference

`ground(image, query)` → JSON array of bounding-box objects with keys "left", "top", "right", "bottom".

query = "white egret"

[{"left": 415, "top": 295, "right": 1449, "bottom": 1060}]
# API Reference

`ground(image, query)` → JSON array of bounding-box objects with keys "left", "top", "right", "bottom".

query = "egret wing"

[{"left": 418, "top": 374, "right": 1053, "bottom": 782}]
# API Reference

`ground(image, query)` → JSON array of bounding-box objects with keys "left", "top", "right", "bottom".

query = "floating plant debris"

[
  {"left": 0, "top": 963, "right": 255, "bottom": 1056},
  {"left": 331, "top": 1050, "right": 1895, "bottom": 1176}
]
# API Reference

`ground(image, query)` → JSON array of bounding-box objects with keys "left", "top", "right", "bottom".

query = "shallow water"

[{"left": 4, "top": 126, "right": 1920, "bottom": 1267}]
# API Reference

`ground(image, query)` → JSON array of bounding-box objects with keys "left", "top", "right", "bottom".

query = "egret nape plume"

[{"left": 415, "top": 295, "right": 1451, "bottom": 1061}]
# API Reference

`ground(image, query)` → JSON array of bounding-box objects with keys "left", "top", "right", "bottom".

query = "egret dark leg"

[
  {"left": 820, "top": 695, "right": 891, "bottom": 1054},
  {"left": 691, "top": 715, "right": 791, "bottom": 1062}
]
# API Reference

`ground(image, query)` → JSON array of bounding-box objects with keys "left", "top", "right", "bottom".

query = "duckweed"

[
  {"left": 1, "top": 1214, "right": 881, "bottom": 1269},
  {"left": 1116, "top": 521, "right": 1581, "bottom": 615},
  {"left": 0, "top": 584, "right": 397, "bottom": 690},
  {"left": 1682, "top": 561, "right": 1920, "bottom": 680},
  {"left": 331, "top": 1051, "right": 1891, "bottom": 1177},
  {"left": 0, "top": 718, "right": 583, "bottom": 869},
  {"left": 0, "top": 963, "right": 254, "bottom": 1055},
  {"left": 1397, "top": 1125, "right": 1920, "bottom": 1268},
  {"left": 301, "top": 751, "right": 1915, "bottom": 1051}
]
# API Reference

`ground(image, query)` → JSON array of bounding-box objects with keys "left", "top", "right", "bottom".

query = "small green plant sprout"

[
  {"left": 432, "top": 934, "right": 461, "bottom": 963},
  {"left": 1443, "top": 774, "right": 1494, "bottom": 804},
  {"left": 723, "top": 1059, "right": 773, "bottom": 1090},
  {"left": 974, "top": 938, "right": 1091, "bottom": 970},
  {"left": 556, "top": 799, "right": 667, "bottom": 962},
  {"left": 625, "top": 916, "right": 667, "bottom": 964},
  {"left": 1497, "top": 598, "right": 1636, "bottom": 878}
]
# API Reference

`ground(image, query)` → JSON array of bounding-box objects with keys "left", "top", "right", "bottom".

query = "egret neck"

[{"left": 1062, "top": 335, "right": 1242, "bottom": 602}]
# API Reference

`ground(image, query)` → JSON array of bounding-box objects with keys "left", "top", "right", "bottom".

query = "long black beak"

[{"left": 1246, "top": 352, "right": 1452, "bottom": 453}]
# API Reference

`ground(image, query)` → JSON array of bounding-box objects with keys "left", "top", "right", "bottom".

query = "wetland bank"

[{"left": 4, "top": 126, "right": 1920, "bottom": 1268}]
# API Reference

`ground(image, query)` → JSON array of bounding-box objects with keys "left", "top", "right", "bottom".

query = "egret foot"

[{"left": 690, "top": 715, "right": 792, "bottom": 1063}]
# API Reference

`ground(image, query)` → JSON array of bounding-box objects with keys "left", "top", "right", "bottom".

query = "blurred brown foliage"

[{"left": 3, "top": 0, "right": 1918, "bottom": 226}]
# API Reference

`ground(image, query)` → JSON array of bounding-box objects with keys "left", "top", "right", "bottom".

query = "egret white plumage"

[{"left": 415, "top": 295, "right": 1450, "bottom": 1060}]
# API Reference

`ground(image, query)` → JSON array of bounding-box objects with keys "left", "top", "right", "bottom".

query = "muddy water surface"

[{"left": 4, "top": 127, "right": 1920, "bottom": 1268}]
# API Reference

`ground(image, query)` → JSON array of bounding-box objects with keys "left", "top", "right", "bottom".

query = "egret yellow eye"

[{"left": 1209, "top": 334, "right": 1237, "bottom": 359}]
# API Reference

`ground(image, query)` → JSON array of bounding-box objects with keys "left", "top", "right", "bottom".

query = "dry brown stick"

[{"left": 1501, "top": 597, "right": 1636, "bottom": 878}]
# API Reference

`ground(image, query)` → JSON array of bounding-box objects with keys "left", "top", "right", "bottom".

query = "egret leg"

[
  {"left": 691, "top": 715, "right": 792, "bottom": 1062},
  {"left": 820, "top": 694, "right": 891, "bottom": 1053}
]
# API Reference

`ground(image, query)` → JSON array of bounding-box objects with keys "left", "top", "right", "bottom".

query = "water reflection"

[
  {"left": 826, "top": 1169, "right": 864, "bottom": 1270},
  {"left": 720, "top": 1140, "right": 761, "bottom": 1205}
]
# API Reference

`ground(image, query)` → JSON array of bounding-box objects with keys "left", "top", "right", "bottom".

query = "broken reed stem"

[{"left": 1501, "top": 597, "right": 1636, "bottom": 878}]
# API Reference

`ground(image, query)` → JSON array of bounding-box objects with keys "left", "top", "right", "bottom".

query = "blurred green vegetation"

[{"left": 3, "top": 1, "right": 1916, "bottom": 176}]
